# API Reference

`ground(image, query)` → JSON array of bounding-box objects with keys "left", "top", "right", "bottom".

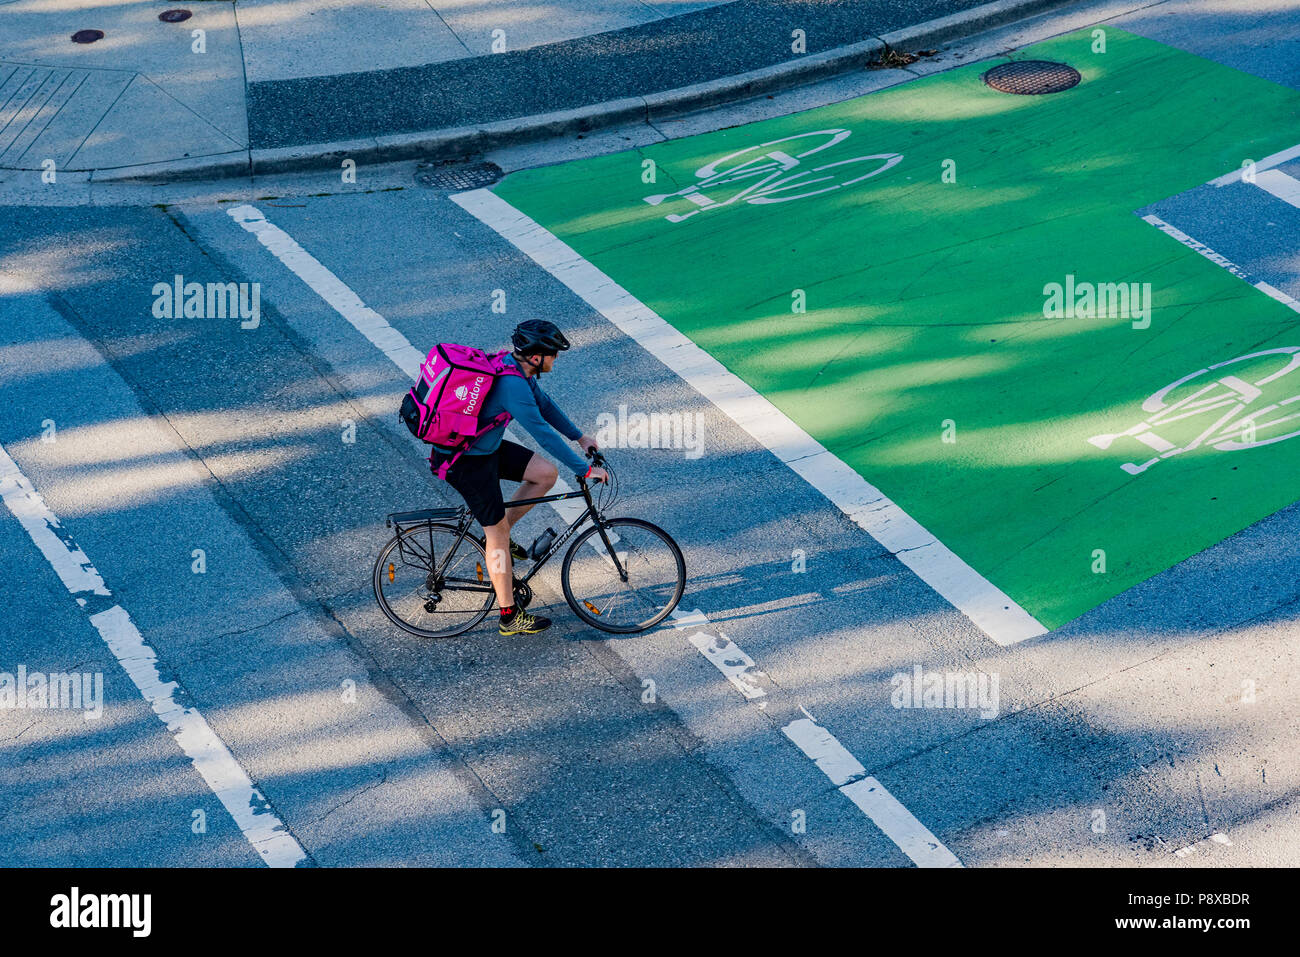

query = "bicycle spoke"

[
  {"left": 564, "top": 519, "right": 684, "bottom": 632},
  {"left": 375, "top": 523, "right": 493, "bottom": 638}
]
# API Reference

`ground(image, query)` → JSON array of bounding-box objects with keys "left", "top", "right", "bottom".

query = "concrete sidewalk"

[{"left": 0, "top": 0, "right": 1075, "bottom": 182}]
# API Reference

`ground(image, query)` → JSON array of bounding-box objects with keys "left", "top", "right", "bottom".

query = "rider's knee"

[{"left": 537, "top": 460, "right": 558, "bottom": 489}]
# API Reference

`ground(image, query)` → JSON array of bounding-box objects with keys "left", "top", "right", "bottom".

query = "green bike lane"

[{"left": 481, "top": 28, "right": 1300, "bottom": 635}]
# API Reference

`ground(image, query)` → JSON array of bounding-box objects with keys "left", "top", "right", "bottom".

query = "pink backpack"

[{"left": 400, "top": 344, "right": 522, "bottom": 479}]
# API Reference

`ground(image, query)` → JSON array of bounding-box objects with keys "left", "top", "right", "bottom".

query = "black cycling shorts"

[{"left": 433, "top": 439, "right": 534, "bottom": 528}]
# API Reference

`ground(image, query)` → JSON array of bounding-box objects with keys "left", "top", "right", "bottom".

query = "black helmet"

[{"left": 511, "top": 319, "right": 570, "bottom": 356}]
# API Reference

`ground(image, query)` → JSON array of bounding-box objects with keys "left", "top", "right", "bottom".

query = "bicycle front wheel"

[
  {"left": 561, "top": 518, "right": 685, "bottom": 633},
  {"left": 373, "top": 523, "right": 494, "bottom": 639}
]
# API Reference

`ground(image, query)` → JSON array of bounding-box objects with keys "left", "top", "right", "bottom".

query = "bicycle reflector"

[
  {"left": 584, "top": 600, "right": 603, "bottom": 616},
  {"left": 387, "top": 563, "right": 395, "bottom": 583},
  {"left": 476, "top": 563, "right": 483, "bottom": 582}
]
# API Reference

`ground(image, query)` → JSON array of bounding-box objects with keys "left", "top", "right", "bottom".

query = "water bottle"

[{"left": 529, "top": 527, "right": 557, "bottom": 561}]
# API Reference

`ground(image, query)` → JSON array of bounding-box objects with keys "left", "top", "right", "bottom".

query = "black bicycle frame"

[{"left": 396, "top": 480, "right": 627, "bottom": 591}]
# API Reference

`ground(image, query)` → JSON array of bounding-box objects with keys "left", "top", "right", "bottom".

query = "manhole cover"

[
  {"left": 159, "top": 9, "right": 193, "bottom": 22},
  {"left": 982, "top": 60, "right": 1081, "bottom": 95},
  {"left": 71, "top": 29, "right": 104, "bottom": 43},
  {"left": 415, "top": 160, "right": 503, "bottom": 190}
]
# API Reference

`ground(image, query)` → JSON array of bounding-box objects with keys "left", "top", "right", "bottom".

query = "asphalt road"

[{"left": 2, "top": 0, "right": 1299, "bottom": 868}]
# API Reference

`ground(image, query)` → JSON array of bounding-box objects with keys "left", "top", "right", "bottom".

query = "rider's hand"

[
  {"left": 585, "top": 466, "right": 609, "bottom": 484},
  {"left": 578, "top": 434, "right": 599, "bottom": 456}
]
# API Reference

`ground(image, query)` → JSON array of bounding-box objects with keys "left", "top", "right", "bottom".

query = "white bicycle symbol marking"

[
  {"left": 1089, "top": 346, "right": 1300, "bottom": 475},
  {"left": 642, "top": 129, "right": 903, "bottom": 223}
]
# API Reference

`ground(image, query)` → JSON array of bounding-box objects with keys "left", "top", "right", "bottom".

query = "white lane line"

[
  {"left": 1209, "top": 143, "right": 1300, "bottom": 187},
  {"left": 687, "top": 632, "right": 767, "bottom": 701},
  {"left": 783, "top": 717, "right": 960, "bottom": 868},
  {"left": 227, "top": 204, "right": 425, "bottom": 378},
  {"left": 1254, "top": 168, "right": 1300, "bottom": 209},
  {"left": 450, "top": 188, "right": 1045, "bottom": 647},
  {"left": 226, "top": 203, "right": 961, "bottom": 867},
  {"left": 782, "top": 715, "right": 866, "bottom": 785},
  {"left": 1141, "top": 214, "right": 1300, "bottom": 315},
  {"left": 1173, "top": 832, "right": 1232, "bottom": 859},
  {"left": 0, "top": 443, "right": 307, "bottom": 868}
]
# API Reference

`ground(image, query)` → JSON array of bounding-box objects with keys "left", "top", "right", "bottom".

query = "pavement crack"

[
  {"left": 889, "top": 543, "right": 928, "bottom": 556},
  {"left": 1196, "top": 767, "right": 1211, "bottom": 828},
  {"left": 209, "top": 609, "right": 302, "bottom": 642},
  {"left": 309, "top": 768, "right": 389, "bottom": 825},
  {"left": 6, "top": 721, "right": 37, "bottom": 742},
  {"left": 635, "top": 132, "right": 680, "bottom": 188}
]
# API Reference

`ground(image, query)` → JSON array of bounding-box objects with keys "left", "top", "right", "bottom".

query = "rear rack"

[{"left": 386, "top": 506, "right": 466, "bottom": 528}]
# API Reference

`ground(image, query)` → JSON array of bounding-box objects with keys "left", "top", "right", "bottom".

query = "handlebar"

[{"left": 580, "top": 448, "right": 607, "bottom": 484}]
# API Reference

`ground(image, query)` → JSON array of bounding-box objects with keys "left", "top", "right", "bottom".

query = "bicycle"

[{"left": 373, "top": 451, "right": 686, "bottom": 637}]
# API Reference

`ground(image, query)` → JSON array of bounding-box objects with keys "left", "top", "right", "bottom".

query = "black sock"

[{"left": 500, "top": 606, "right": 514, "bottom": 618}]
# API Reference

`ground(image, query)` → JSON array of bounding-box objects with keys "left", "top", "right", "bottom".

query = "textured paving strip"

[{"left": 0, "top": 63, "right": 132, "bottom": 171}]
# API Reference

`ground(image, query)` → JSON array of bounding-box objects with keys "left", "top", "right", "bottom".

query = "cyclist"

[{"left": 431, "top": 319, "right": 608, "bottom": 636}]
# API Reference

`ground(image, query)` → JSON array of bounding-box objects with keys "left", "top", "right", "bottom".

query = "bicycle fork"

[{"left": 593, "top": 522, "right": 629, "bottom": 582}]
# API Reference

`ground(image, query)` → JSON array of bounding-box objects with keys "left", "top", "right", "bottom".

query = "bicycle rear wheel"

[
  {"left": 373, "top": 523, "right": 494, "bottom": 638},
  {"left": 561, "top": 518, "right": 685, "bottom": 633}
]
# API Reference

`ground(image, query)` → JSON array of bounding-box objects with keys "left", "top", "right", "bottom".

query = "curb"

[{"left": 90, "top": 0, "right": 1078, "bottom": 186}]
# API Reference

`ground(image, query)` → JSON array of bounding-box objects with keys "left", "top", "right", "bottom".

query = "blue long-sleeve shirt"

[{"left": 435, "top": 355, "right": 589, "bottom": 476}]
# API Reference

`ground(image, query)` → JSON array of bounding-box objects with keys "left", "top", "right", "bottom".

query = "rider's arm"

[
  {"left": 529, "top": 380, "right": 583, "bottom": 442},
  {"left": 499, "top": 377, "right": 591, "bottom": 477}
]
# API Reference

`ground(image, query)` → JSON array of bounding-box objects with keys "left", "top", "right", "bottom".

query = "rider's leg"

[
  {"left": 482, "top": 517, "right": 515, "bottom": 608},
  {"left": 487, "top": 511, "right": 552, "bottom": 634},
  {"left": 504, "top": 453, "right": 558, "bottom": 531}
]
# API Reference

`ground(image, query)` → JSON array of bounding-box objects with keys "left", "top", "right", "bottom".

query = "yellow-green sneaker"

[{"left": 498, "top": 607, "right": 551, "bottom": 636}]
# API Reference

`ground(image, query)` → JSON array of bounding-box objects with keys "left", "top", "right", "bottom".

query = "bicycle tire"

[
  {"left": 560, "top": 518, "right": 685, "bottom": 634},
  {"left": 373, "top": 523, "right": 494, "bottom": 639}
]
